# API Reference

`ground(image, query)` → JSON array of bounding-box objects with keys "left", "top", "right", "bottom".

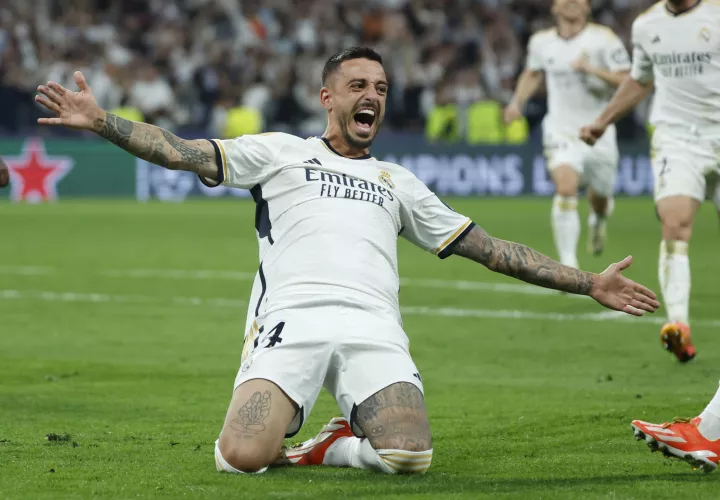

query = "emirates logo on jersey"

[{"left": 378, "top": 171, "right": 395, "bottom": 190}]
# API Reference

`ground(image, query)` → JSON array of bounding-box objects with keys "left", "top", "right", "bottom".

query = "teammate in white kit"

[
  {"left": 505, "top": 0, "right": 631, "bottom": 269},
  {"left": 580, "top": 0, "right": 720, "bottom": 472},
  {"left": 34, "top": 47, "right": 659, "bottom": 475}
]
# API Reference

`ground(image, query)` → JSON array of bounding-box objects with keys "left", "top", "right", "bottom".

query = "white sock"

[
  {"left": 323, "top": 437, "right": 432, "bottom": 474},
  {"left": 551, "top": 195, "right": 580, "bottom": 268},
  {"left": 658, "top": 240, "right": 690, "bottom": 324},
  {"left": 699, "top": 381, "right": 720, "bottom": 441},
  {"left": 214, "top": 440, "right": 268, "bottom": 474}
]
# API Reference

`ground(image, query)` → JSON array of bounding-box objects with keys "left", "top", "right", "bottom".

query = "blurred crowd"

[{"left": 0, "top": 0, "right": 654, "bottom": 139}]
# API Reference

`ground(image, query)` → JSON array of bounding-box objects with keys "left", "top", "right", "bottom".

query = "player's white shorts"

[
  {"left": 543, "top": 128, "right": 619, "bottom": 197},
  {"left": 651, "top": 125, "right": 720, "bottom": 206},
  {"left": 233, "top": 305, "right": 423, "bottom": 438}
]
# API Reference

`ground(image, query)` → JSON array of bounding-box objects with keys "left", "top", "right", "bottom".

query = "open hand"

[
  {"left": 590, "top": 256, "right": 660, "bottom": 316},
  {"left": 35, "top": 71, "right": 102, "bottom": 131}
]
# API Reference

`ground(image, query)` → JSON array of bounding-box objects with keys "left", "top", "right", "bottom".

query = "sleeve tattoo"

[
  {"left": 94, "top": 112, "right": 215, "bottom": 174},
  {"left": 449, "top": 225, "right": 594, "bottom": 295}
]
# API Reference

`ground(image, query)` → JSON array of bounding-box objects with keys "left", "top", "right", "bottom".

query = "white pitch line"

[
  {"left": 101, "top": 269, "right": 258, "bottom": 280},
  {"left": 0, "top": 266, "right": 55, "bottom": 276},
  {"left": 1, "top": 265, "right": 579, "bottom": 299},
  {"left": 3, "top": 288, "right": 719, "bottom": 327},
  {"left": 0, "top": 289, "right": 246, "bottom": 309}
]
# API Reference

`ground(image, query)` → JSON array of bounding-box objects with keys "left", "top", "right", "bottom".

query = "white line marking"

[
  {"left": 101, "top": 269, "right": 257, "bottom": 280},
  {"left": 4, "top": 288, "right": 720, "bottom": 327},
  {"left": 0, "top": 266, "right": 54, "bottom": 276},
  {"left": 1, "top": 265, "right": 582, "bottom": 299},
  {"left": 0, "top": 289, "right": 245, "bottom": 308}
]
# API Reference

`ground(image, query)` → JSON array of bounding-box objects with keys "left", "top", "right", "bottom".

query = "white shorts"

[
  {"left": 651, "top": 126, "right": 720, "bottom": 206},
  {"left": 543, "top": 128, "right": 619, "bottom": 197},
  {"left": 233, "top": 305, "right": 423, "bottom": 438}
]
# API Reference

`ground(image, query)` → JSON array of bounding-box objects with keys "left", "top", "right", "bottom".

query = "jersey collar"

[
  {"left": 319, "top": 137, "right": 372, "bottom": 160},
  {"left": 665, "top": 0, "right": 701, "bottom": 16}
]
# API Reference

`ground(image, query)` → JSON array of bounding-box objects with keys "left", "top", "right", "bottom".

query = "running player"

[
  {"left": 580, "top": 0, "right": 718, "bottom": 363},
  {"left": 579, "top": 0, "right": 720, "bottom": 471},
  {"left": 505, "top": 0, "right": 631, "bottom": 268},
  {"left": 35, "top": 47, "right": 659, "bottom": 475}
]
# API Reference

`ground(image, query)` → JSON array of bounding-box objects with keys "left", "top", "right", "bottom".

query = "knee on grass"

[
  {"left": 215, "top": 439, "right": 275, "bottom": 474},
  {"left": 374, "top": 447, "right": 434, "bottom": 474}
]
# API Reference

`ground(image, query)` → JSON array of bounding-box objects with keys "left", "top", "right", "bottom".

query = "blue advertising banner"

[{"left": 135, "top": 141, "right": 653, "bottom": 201}]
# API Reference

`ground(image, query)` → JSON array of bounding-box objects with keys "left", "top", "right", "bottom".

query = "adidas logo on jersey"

[
  {"left": 651, "top": 35, "right": 660, "bottom": 44},
  {"left": 303, "top": 158, "right": 322, "bottom": 166}
]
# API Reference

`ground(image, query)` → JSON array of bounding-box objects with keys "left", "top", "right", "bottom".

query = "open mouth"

[{"left": 353, "top": 108, "right": 376, "bottom": 133}]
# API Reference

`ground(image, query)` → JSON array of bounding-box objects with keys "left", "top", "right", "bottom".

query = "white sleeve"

[
  {"left": 201, "top": 133, "right": 280, "bottom": 189},
  {"left": 630, "top": 22, "right": 653, "bottom": 83},
  {"left": 602, "top": 34, "right": 631, "bottom": 72},
  {"left": 401, "top": 178, "right": 475, "bottom": 259},
  {"left": 525, "top": 34, "right": 545, "bottom": 72}
]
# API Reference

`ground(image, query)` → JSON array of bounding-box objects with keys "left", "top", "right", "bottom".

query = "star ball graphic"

[{"left": 5, "top": 139, "right": 74, "bottom": 203}]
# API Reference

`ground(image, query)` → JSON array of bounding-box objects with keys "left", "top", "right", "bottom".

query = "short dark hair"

[{"left": 321, "top": 47, "right": 383, "bottom": 85}]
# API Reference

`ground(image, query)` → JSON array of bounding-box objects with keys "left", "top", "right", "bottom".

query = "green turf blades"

[{"left": 1, "top": 198, "right": 719, "bottom": 498}]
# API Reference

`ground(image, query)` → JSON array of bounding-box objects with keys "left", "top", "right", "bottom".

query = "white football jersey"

[
  {"left": 526, "top": 23, "right": 632, "bottom": 131},
  {"left": 202, "top": 133, "right": 473, "bottom": 324},
  {"left": 631, "top": 1, "right": 720, "bottom": 129}
]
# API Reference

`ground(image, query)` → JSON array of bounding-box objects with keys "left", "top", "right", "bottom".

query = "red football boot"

[{"left": 632, "top": 417, "right": 719, "bottom": 473}]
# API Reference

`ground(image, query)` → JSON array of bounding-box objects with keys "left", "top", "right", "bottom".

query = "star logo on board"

[{"left": 5, "top": 138, "right": 73, "bottom": 203}]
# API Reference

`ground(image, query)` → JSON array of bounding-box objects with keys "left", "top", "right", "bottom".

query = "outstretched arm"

[
  {"left": 91, "top": 111, "right": 217, "bottom": 177},
  {"left": 35, "top": 71, "right": 218, "bottom": 180},
  {"left": 449, "top": 225, "right": 660, "bottom": 316},
  {"left": 450, "top": 225, "right": 594, "bottom": 294}
]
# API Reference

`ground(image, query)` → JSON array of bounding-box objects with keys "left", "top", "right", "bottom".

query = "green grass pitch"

[{"left": 1, "top": 197, "right": 720, "bottom": 499}]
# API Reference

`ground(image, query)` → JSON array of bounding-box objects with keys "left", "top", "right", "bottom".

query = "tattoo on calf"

[
  {"left": 356, "top": 382, "right": 431, "bottom": 451},
  {"left": 230, "top": 391, "right": 272, "bottom": 438}
]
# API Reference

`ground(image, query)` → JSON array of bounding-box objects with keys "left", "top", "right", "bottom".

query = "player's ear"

[{"left": 320, "top": 86, "right": 332, "bottom": 112}]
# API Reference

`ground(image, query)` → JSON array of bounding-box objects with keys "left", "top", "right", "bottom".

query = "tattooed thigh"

[
  {"left": 221, "top": 378, "right": 297, "bottom": 444},
  {"left": 355, "top": 382, "right": 432, "bottom": 451}
]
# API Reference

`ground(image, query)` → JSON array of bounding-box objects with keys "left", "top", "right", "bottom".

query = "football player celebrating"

[{"left": 36, "top": 47, "right": 659, "bottom": 475}]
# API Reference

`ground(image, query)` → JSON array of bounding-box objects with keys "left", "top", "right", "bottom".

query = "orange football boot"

[
  {"left": 632, "top": 417, "right": 719, "bottom": 473},
  {"left": 660, "top": 322, "right": 696, "bottom": 363}
]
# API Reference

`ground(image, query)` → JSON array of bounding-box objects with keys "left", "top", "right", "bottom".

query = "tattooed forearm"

[
  {"left": 450, "top": 225, "right": 594, "bottom": 295},
  {"left": 92, "top": 112, "right": 216, "bottom": 176},
  {"left": 229, "top": 391, "right": 272, "bottom": 439},
  {"left": 160, "top": 130, "right": 213, "bottom": 167},
  {"left": 97, "top": 112, "right": 133, "bottom": 149}
]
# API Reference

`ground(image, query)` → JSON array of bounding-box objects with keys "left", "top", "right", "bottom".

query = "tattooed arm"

[
  {"left": 448, "top": 224, "right": 660, "bottom": 315},
  {"left": 34, "top": 71, "right": 218, "bottom": 180},
  {"left": 449, "top": 225, "right": 594, "bottom": 295},
  {"left": 92, "top": 112, "right": 217, "bottom": 178}
]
